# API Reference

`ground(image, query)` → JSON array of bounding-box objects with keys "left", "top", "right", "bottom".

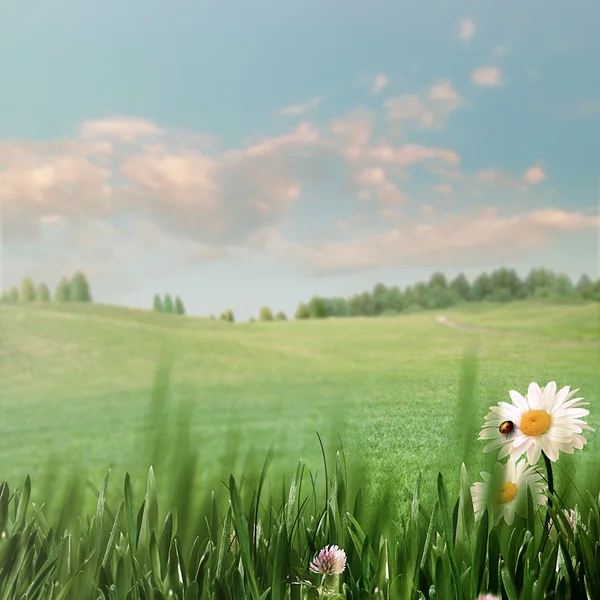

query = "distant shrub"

[
  {"left": 220, "top": 309, "right": 235, "bottom": 323},
  {"left": 294, "top": 302, "right": 310, "bottom": 319},
  {"left": 259, "top": 306, "right": 274, "bottom": 322},
  {"left": 69, "top": 271, "right": 92, "bottom": 302},
  {"left": 163, "top": 294, "right": 174, "bottom": 314},
  {"left": 19, "top": 277, "right": 36, "bottom": 302},
  {"left": 54, "top": 276, "right": 71, "bottom": 302},
  {"left": 174, "top": 296, "right": 186, "bottom": 315},
  {"left": 36, "top": 283, "right": 51, "bottom": 302},
  {"left": 535, "top": 287, "right": 552, "bottom": 299},
  {"left": 8, "top": 286, "right": 19, "bottom": 303},
  {"left": 308, "top": 297, "right": 328, "bottom": 319},
  {"left": 275, "top": 311, "right": 287, "bottom": 321},
  {"left": 491, "top": 287, "right": 513, "bottom": 303},
  {"left": 153, "top": 294, "right": 163, "bottom": 312}
]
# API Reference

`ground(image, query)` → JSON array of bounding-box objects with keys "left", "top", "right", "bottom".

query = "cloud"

[
  {"left": 470, "top": 66, "right": 503, "bottom": 87},
  {"left": 571, "top": 100, "right": 600, "bottom": 118},
  {"left": 493, "top": 45, "right": 509, "bottom": 57},
  {"left": 287, "top": 208, "right": 600, "bottom": 274},
  {"left": 79, "top": 116, "right": 163, "bottom": 142},
  {"left": 372, "top": 73, "right": 389, "bottom": 94},
  {"left": 278, "top": 97, "right": 322, "bottom": 116},
  {"left": 434, "top": 183, "right": 453, "bottom": 196},
  {"left": 385, "top": 81, "right": 465, "bottom": 130},
  {"left": 459, "top": 19, "right": 476, "bottom": 43},
  {"left": 523, "top": 165, "right": 547, "bottom": 184}
]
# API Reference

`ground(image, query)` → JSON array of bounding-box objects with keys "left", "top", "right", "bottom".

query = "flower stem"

[{"left": 537, "top": 451, "right": 554, "bottom": 563}]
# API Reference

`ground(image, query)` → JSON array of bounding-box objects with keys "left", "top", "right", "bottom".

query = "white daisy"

[
  {"left": 479, "top": 381, "right": 594, "bottom": 465},
  {"left": 471, "top": 459, "right": 547, "bottom": 525}
]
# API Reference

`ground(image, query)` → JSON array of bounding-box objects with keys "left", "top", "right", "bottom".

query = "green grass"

[{"left": 0, "top": 300, "right": 598, "bottom": 509}]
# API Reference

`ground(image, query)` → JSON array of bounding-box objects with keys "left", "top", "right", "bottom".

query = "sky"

[{"left": 1, "top": 0, "right": 599, "bottom": 320}]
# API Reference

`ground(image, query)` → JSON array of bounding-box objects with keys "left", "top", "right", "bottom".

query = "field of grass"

[{"left": 0, "top": 300, "right": 598, "bottom": 509}]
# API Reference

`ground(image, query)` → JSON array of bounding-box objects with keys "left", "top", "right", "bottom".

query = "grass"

[{"left": 0, "top": 300, "right": 598, "bottom": 511}]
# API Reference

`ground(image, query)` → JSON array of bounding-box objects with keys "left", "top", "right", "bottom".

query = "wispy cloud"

[
  {"left": 470, "top": 66, "right": 503, "bottom": 87},
  {"left": 459, "top": 19, "right": 476, "bottom": 44},
  {"left": 571, "top": 100, "right": 600, "bottom": 118},
  {"left": 385, "top": 81, "right": 465, "bottom": 130},
  {"left": 372, "top": 73, "right": 389, "bottom": 94},
  {"left": 278, "top": 97, "right": 322, "bottom": 116},
  {"left": 523, "top": 165, "right": 547, "bottom": 184}
]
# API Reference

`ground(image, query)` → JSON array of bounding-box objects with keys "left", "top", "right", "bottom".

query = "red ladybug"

[{"left": 499, "top": 420, "right": 514, "bottom": 436}]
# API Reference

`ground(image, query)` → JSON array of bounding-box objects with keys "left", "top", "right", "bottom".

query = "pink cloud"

[
  {"left": 287, "top": 208, "right": 600, "bottom": 274},
  {"left": 79, "top": 116, "right": 163, "bottom": 142},
  {"left": 523, "top": 165, "right": 547, "bottom": 184},
  {"left": 278, "top": 97, "right": 322, "bottom": 116},
  {"left": 470, "top": 66, "right": 503, "bottom": 87},
  {"left": 372, "top": 73, "right": 389, "bottom": 94}
]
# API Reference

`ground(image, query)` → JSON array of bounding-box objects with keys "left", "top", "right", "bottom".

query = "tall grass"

[{"left": 0, "top": 356, "right": 598, "bottom": 599}]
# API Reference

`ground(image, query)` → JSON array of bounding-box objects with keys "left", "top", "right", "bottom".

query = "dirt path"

[{"left": 435, "top": 315, "right": 499, "bottom": 334}]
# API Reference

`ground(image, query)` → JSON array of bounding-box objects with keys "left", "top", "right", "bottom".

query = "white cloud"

[
  {"left": 459, "top": 19, "right": 476, "bottom": 43},
  {"left": 493, "top": 45, "right": 509, "bottom": 57},
  {"left": 372, "top": 73, "right": 389, "bottom": 94},
  {"left": 470, "top": 66, "right": 503, "bottom": 87},
  {"left": 278, "top": 97, "right": 322, "bottom": 116},
  {"left": 386, "top": 81, "right": 465, "bottom": 130},
  {"left": 523, "top": 165, "right": 547, "bottom": 184},
  {"left": 287, "top": 208, "right": 600, "bottom": 274},
  {"left": 79, "top": 117, "right": 163, "bottom": 142}
]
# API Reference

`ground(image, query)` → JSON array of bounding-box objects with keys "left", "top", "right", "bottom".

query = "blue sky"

[{"left": 1, "top": 0, "right": 599, "bottom": 319}]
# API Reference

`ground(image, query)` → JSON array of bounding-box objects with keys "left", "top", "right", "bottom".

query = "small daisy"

[
  {"left": 310, "top": 545, "right": 347, "bottom": 575},
  {"left": 476, "top": 595, "right": 501, "bottom": 600},
  {"left": 479, "top": 381, "right": 593, "bottom": 465},
  {"left": 471, "top": 459, "right": 547, "bottom": 525}
]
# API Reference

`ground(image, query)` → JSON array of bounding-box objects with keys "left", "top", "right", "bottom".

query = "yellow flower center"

[
  {"left": 520, "top": 410, "right": 552, "bottom": 436},
  {"left": 497, "top": 482, "right": 518, "bottom": 504}
]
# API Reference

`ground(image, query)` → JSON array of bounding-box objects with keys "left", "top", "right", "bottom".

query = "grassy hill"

[{"left": 0, "top": 300, "right": 598, "bottom": 506}]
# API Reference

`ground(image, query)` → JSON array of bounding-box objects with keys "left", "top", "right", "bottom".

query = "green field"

[{"left": 1, "top": 300, "right": 598, "bottom": 505}]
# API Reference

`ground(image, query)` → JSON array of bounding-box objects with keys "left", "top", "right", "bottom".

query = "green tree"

[
  {"left": 428, "top": 272, "right": 448, "bottom": 290},
  {"left": 469, "top": 272, "right": 492, "bottom": 301},
  {"left": 489, "top": 267, "right": 523, "bottom": 299},
  {"left": 554, "top": 273, "right": 575, "bottom": 298},
  {"left": 576, "top": 274, "right": 594, "bottom": 300},
  {"left": 174, "top": 296, "right": 186, "bottom": 315},
  {"left": 54, "top": 276, "right": 71, "bottom": 302},
  {"left": 36, "top": 283, "right": 51, "bottom": 302},
  {"left": 275, "top": 311, "right": 287, "bottom": 321},
  {"left": 525, "top": 267, "right": 557, "bottom": 297},
  {"left": 8, "top": 286, "right": 19, "bottom": 303},
  {"left": 308, "top": 296, "right": 328, "bottom": 318},
  {"left": 163, "top": 294, "right": 174, "bottom": 313},
  {"left": 295, "top": 302, "right": 310, "bottom": 319},
  {"left": 70, "top": 271, "right": 92, "bottom": 302},
  {"left": 0, "top": 290, "right": 8, "bottom": 304},
  {"left": 449, "top": 273, "right": 470, "bottom": 301},
  {"left": 219, "top": 309, "right": 235, "bottom": 322},
  {"left": 259, "top": 306, "right": 274, "bottom": 322},
  {"left": 153, "top": 294, "right": 163, "bottom": 312},
  {"left": 19, "top": 277, "right": 37, "bottom": 302}
]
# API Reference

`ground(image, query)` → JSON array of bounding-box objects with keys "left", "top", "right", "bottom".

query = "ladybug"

[{"left": 499, "top": 420, "right": 514, "bottom": 436}]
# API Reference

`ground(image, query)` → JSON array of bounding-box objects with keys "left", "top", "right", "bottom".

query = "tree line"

[
  {"left": 0, "top": 271, "right": 92, "bottom": 304},
  {"left": 153, "top": 294, "right": 186, "bottom": 315},
  {"left": 289, "top": 267, "right": 600, "bottom": 320}
]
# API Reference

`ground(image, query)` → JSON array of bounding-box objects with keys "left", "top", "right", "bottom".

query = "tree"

[
  {"left": 153, "top": 294, "right": 163, "bottom": 312},
  {"left": 554, "top": 273, "right": 575, "bottom": 298},
  {"left": 525, "top": 268, "right": 557, "bottom": 297},
  {"left": 576, "top": 274, "right": 594, "bottom": 300},
  {"left": 163, "top": 294, "right": 174, "bottom": 314},
  {"left": 174, "top": 296, "right": 186, "bottom": 315},
  {"left": 219, "top": 309, "right": 234, "bottom": 322},
  {"left": 8, "top": 287, "right": 19, "bottom": 303},
  {"left": 19, "top": 277, "right": 36, "bottom": 302},
  {"left": 36, "top": 283, "right": 51, "bottom": 302},
  {"left": 470, "top": 273, "right": 493, "bottom": 301},
  {"left": 489, "top": 267, "right": 523, "bottom": 299},
  {"left": 54, "top": 276, "right": 71, "bottom": 302},
  {"left": 295, "top": 302, "right": 310, "bottom": 319},
  {"left": 0, "top": 291, "right": 8, "bottom": 304},
  {"left": 70, "top": 271, "right": 92, "bottom": 302},
  {"left": 275, "top": 311, "right": 287, "bottom": 321},
  {"left": 259, "top": 306, "right": 274, "bottom": 322},
  {"left": 428, "top": 272, "right": 448, "bottom": 290},
  {"left": 308, "top": 297, "right": 328, "bottom": 319},
  {"left": 449, "top": 273, "right": 470, "bottom": 301}
]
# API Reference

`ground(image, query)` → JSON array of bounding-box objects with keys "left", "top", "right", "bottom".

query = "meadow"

[{"left": 0, "top": 300, "right": 598, "bottom": 504}]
